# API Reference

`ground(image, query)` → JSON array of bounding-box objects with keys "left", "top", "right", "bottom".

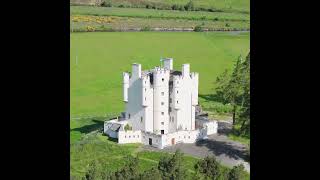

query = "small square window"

[
  {"left": 169, "top": 107, "right": 171, "bottom": 112},
  {"left": 161, "top": 92, "right": 164, "bottom": 96},
  {"left": 133, "top": 135, "right": 135, "bottom": 138},
  {"left": 162, "top": 78, "right": 164, "bottom": 82},
  {"left": 129, "top": 136, "right": 131, "bottom": 138},
  {"left": 125, "top": 135, "right": 126, "bottom": 138},
  {"left": 161, "top": 102, "right": 164, "bottom": 105},
  {"left": 145, "top": 97, "right": 146, "bottom": 101},
  {"left": 169, "top": 98, "right": 172, "bottom": 103},
  {"left": 188, "top": 136, "right": 190, "bottom": 139},
  {"left": 141, "top": 117, "right": 143, "bottom": 123},
  {"left": 161, "top": 112, "right": 164, "bottom": 115},
  {"left": 177, "top": 90, "right": 179, "bottom": 94},
  {"left": 177, "top": 100, "right": 179, "bottom": 104},
  {"left": 137, "top": 135, "right": 139, "bottom": 138},
  {"left": 161, "top": 122, "right": 164, "bottom": 125},
  {"left": 145, "top": 81, "right": 146, "bottom": 84}
]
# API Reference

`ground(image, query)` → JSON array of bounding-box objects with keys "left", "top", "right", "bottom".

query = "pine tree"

[{"left": 227, "top": 164, "right": 246, "bottom": 180}]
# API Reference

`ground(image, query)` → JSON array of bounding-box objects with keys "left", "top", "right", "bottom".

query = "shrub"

[
  {"left": 172, "top": 4, "right": 178, "bottom": 10},
  {"left": 124, "top": 124, "right": 132, "bottom": 131},
  {"left": 200, "top": 16, "right": 206, "bottom": 20},
  {"left": 101, "top": 0, "right": 112, "bottom": 7},
  {"left": 226, "top": 23, "right": 231, "bottom": 27},
  {"left": 227, "top": 164, "right": 246, "bottom": 180},
  {"left": 184, "top": 0, "right": 194, "bottom": 11},
  {"left": 194, "top": 25, "right": 203, "bottom": 32},
  {"left": 214, "top": 17, "right": 219, "bottom": 21}
]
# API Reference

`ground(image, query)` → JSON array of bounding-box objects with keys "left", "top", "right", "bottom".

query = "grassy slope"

[{"left": 70, "top": 32, "right": 250, "bottom": 116}]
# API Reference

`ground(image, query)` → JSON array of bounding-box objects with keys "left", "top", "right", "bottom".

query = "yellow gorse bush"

[{"left": 71, "top": 15, "right": 117, "bottom": 23}]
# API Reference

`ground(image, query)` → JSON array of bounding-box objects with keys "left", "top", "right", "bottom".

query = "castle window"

[
  {"left": 129, "top": 114, "right": 130, "bottom": 118},
  {"left": 177, "top": 90, "right": 179, "bottom": 94},
  {"left": 145, "top": 97, "right": 146, "bottom": 101},
  {"left": 161, "top": 112, "right": 164, "bottom": 115},
  {"left": 133, "top": 135, "right": 135, "bottom": 138},
  {"left": 161, "top": 92, "right": 164, "bottom": 96},
  {"left": 188, "top": 136, "right": 190, "bottom": 139},
  {"left": 145, "top": 81, "right": 146, "bottom": 84},
  {"left": 169, "top": 107, "right": 171, "bottom": 112},
  {"left": 169, "top": 98, "right": 172, "bottom": 103},
  {"left": 162, "top": 78, "right": 164, "bottom": 82},
  {"left": 161, "top": 122, "right": 164, "bottom": 125},
  {"left": 125, "top": 135, "right": 126, "bottom": 138},
  {"left": 177, "top": 100, "right": 179, "bottom": 104},
  {"left": 172, "top": 117, "right": 174, "bottom": 122},
  {"left": 161, "top": 102, "right": 164, "bottom": 105},
  {"left": 145, "top": 88, "right": 146, "bottom": 92},
  {"left": 129, "top": 136, "right": 131, "bottom": 138},
  {"left": 141, "top": 117, "right": 143, "bottom": 123},
  {"left": 137, "top": 135, "right": 139, "bottom": 138}
]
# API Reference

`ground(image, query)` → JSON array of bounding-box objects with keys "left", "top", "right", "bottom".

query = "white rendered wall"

[
  {"left": 153, "top": 68, "right": 170, "bottom": 135},
  {"left": 118, "top": 130, "right": 142, "bottom": 144},
  {"left": 126, "top": 64, "right": 146, "bottom": 132}
]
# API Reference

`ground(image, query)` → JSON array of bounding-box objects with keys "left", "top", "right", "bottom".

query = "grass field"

[
  {"left": 71, "top": 6, "right": 250, "bottom": 21},
  {"left": 71, "top": 0, "right": 250, "bottom": 13},
  {"left": 70, "top": 31, "right": 250, "bottom": 117}
]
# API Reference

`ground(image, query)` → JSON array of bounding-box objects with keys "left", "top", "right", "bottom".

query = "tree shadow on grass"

[
  {"left": 71, "top": 119, "right": 104, "bottom": 134},
  {"left": 195, "top": 138, "right": 249, "bottom": 161},
  {"left": 198, "top": 93, "right": 225, "bottom": 103}
]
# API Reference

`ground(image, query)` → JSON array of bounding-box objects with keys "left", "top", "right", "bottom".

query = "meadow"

[
  {"left": 70, "top": 31, "right": 250, "bottom": 179},
  {"left": 71, "top": 0, "right": 250, "bottom": 13},
  {"left": 71, "top": 6, "right": 250, "bottom": 21},
  {"left": 70, "top": 31, "right": 250, "bottom": 117}
]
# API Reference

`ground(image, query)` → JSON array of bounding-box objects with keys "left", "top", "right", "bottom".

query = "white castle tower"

[{"left": 105, "top": 58, "right": 217, "bottom": 149}]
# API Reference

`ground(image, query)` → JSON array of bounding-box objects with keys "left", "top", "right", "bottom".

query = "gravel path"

[{"left": 142, "top": 121, "right": 250, "bottom": 172}]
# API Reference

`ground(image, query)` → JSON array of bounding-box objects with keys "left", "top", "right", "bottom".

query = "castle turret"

[
  {"left": 153, "top": 67, "right": 170, "bottom": 134},
  {"left": 132, "top": 63, "right": 141, "bottom": 79},
  {"left": 123, "top": 72, "right": 129, "bottom": 102},
  {"left": 163, "top": 58, "right": 173, "bottom": 70},
  {"left": 182, "top": 64, "right": 190, "bottom": 77}
]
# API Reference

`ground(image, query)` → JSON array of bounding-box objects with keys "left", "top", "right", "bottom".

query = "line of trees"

[
  {"left": 215, "top": 52, "right": 250, "bottom": 136},
  {"left": 83, "top": 150, "right": 247, "bottom": 180}
]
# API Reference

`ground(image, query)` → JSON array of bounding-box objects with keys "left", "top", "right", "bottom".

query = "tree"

[
  {"left": 194, "top": 156, "right": 221, "bottom": 180},
  {"left": 227, "top": 164, "right": 246, "bottom": 180},
  {"left": 216, "top": 56, "right": 244, "bottom": 125},
  {"left": 85, "top": 160, "right": 102, "bottom": 180},
  {"left": 106, "top": 156, "right": 139, "bottom": 180},
  {"left": 239, "top": 52, "right": 250, "bottom": 135},
  {"left": 139, "top": 167, "right": 162, "bottom": 180},
  {"left": 158, "top": 150, "right": 187, "bottom": 180}
]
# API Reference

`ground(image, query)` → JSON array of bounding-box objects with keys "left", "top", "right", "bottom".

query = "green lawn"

[
  {"left": 71, "top": 6, "right": 250, "bottom": 21},
  {"left": 70, "top": 31, "right": 249, "bottom": 116}
]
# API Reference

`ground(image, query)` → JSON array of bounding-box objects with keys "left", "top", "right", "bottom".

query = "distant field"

[
  {"left": 70, "top": 32, "right": 250, "bottom": 117},
  {"left": 71, "top": 6, "right": 250, "bottom": 21},
  {"left": 71, "top": 0, "right": 250, "bottom": 13}
]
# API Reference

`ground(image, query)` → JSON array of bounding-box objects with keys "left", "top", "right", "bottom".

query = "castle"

[{"left": 104, "top": 58, "right": 218, "bottom": 149}]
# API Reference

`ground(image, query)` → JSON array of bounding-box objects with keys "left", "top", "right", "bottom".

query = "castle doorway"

[
  {"left": 149, "top": 138, "right": 152, "bottom": 145},
  {"left": 171, "top": 138, "right": 175, "bottom": 145}
]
